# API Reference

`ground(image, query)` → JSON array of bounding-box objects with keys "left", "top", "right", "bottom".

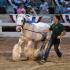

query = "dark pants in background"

[
  {"left": 0, "top": 7, "right": 6, "bottom": 14},
  {"left": 44, "top": 37, "right": 62, "bottom": 60},
  {"left": 48, "top": 7, "right": 55, "bottom": 14}
]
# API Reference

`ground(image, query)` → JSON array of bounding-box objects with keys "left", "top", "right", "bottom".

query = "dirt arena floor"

[{"left": 0, "top": 37, "right": 70, "bottom": 70}]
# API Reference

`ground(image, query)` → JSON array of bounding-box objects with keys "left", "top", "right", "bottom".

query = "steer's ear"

[{"left": 37, "top": 17, "right": 42, "bottom": 22}]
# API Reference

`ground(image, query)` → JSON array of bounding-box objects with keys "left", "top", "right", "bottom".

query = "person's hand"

[
  {"left": 57, "top": 36, "right": 64, "bottom": 40},
  {"left": 16, "top": 25, "right": 22, "bottom": 32}
]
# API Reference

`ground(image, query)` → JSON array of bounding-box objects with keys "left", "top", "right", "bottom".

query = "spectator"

[
  {"left": 17, "top": 4, "right": 26, "bottom": 14},
  {"left": 40, "top": 1, "right": 49, "bottom": 14},
  {"left": 55, "top": 0, "right": 64, "bottom": 7},
  {"left": 26, "top": 6, "right": 37, "bottom": 15},
  {"left": 55, "top": 0, "right": 64, "bottom": 14},
  {"left": 22, "top": 0, "right": 30, "bottom": 8},
  {"left": 0, "top": 0, "right": 8, "bottom": 13},
  {"left": 8, "top": 0, "right": 23, "bottom": 13},
  {"left": 47, "top": 0, "right": 56, "bottom": 14},
  {"left": 6, "top": 5, "right": 15, "bottom": 14}
]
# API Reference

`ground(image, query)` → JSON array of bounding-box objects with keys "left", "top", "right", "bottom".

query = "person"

[
  {"left": 26, "top": 6, "right": 37, "bottom": 16},
  {"left": 17, "top": 4, "right": 26, "bottom": 14},
  {"left": 7, "top": 0, "right": 23, "bottom": 13},
  {"left": 22, "top": 0, "right": 30, "bottom": 8},
  {"left": 42, "top": 15, "right": 66, "bottom": 61},
  {"left": 40, "top": 1, "right": 48, "bottom": 14},
  {"left": 47, "top": 0, "right": 56, "bottom": 14}
]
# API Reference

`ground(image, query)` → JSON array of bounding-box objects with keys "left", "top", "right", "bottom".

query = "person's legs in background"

[{"left": 48, "top": 7, "right": 55, "bottom": 14}]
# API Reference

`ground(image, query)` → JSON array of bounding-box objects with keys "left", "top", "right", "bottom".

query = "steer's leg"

[{"left": 18, "top": 30, "right": 28, "bottom": 48}]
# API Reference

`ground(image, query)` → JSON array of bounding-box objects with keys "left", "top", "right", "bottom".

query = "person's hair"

[{"left": 55, "top": 15, "right": 61, "bottom": 20}]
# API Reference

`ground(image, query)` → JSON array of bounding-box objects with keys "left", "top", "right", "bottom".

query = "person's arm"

[
  {"left": 30, "top": 8, "right": 37, "bottom": 16},
  {"left": 8, "top": 0, "right": 17, "bottom": 9},
  {"left": 43, "top": 24, "right": 53, "bottom": 32},
  {"left": 58, "top": 30, "right": 66, "bottom": 39},
  {"left": 61, "top": 30, "right": 66, "bottom": 36},
  {"left": 58, "top": 24, "right": 66, "bottom": 39},
  {"left": 43, "top": 29, "right": 51, "bottom": 32}
]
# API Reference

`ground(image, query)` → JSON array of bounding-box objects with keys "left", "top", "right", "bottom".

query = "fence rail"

[
  {"left": 0, "top": 22, "right": 70, "bottom": 37},
  {"left": 0, "top": 23, "right": 16, "bottom": 26},
  {"left": 0, "top": 23, "right": 20, "bottom": 37}
]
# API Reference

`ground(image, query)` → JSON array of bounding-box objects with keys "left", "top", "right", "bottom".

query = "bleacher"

[{"left": 0, "top": 0, "right": 70, "bottom": 14}]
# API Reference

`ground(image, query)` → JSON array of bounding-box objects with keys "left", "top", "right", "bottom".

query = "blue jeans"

[{"left": 43, "top": 38, "right": 62, "bottom": 60}]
